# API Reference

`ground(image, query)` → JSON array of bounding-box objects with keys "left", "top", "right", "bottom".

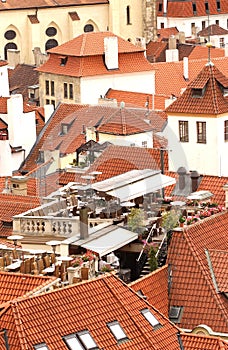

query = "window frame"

[
  {"left": 179, "top": 121, "right": 189, "bottom": 142},
  {"left": 34, "top": 343, "right": 49, "bottom": 350},
  {"left": 64, "top": 82, "right": 68, "bottom": 99},
  {"left": 51, "top": 80, "right": 55, "bottom": 96},
  {"left": 63, "top": 334, "right": 84, "bottom": 350},
  {"left": 77, "top": 330, "right": 98, "bottom": 350},
  {"left": 196, "top": 121, "right": 206, "bottom": 144},
  {"left": 107, "top": 321, "right": 128, "bottom": 342},
  {"left": 69, "top": 83, "right": 73, "bottom": 99},
  {"left": 141, "top": 308, "right": 160, "bottom": 328},
  {"left": 224, "top": 121, "right": 228, "bottom": 141},
  {"left": 126, "top": 5, "right": 131, "bottom": 25},
  {"left": 45, "top": 80, "right": 50, "bottom": 95}
]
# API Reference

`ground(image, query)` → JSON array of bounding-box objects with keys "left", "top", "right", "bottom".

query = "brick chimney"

[
  {"left": 177, "top": 167, "right": 187, "bottom": 191},
  {"left": 190, "top": 170, "right": 200, "bottom": 192},
  {"left": 79, "top": 207, "right": 89, "bottom": 239}
]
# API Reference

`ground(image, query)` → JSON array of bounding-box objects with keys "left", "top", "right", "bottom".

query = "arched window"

[
  {"left": 4, "top": 30, "right": 16, "bottom": 40},
  {"left": 126, "top": 6, "right": 131, "bottom": 25},
  {"left": 45, "top": 27, "right": 57, "bottom": 37},
  {"left": 45, "top": 39, "right": 58, "bottom": 51},
  {"left": 84, "top": 24, "right": 94, "bottom": 32},
  {"left": 4, "top": 42, "right": 17, "bottom": 60}
]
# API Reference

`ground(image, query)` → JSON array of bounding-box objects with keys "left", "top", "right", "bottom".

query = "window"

[
  {"left": 217, "top": 1, "right": 220, "bottom": 11},
  {"left": 64, "top": 82, "right": 68, "bottom": 98},
  {"left": 84, "top": 24, "right": 94, "bottom": 32},
  {"left": 69, "top": 83, "right": 73, "bottom": 99},
  {"left": 45, "top": 27, "right": 57, "bottom": 37},
  {"left": 197, "top": 121, "right": 206, "bottom": 143},
  {"left": 202, "top": 20, "right": 206, "bottom": 29},
  {"left": 37, "top": 150, "right": 44, "bottom": 163},
  {"left": 192, "top": 87, "right": 205, "bottom": 97},
  {"left": 142, "top": 141, "right": 147, "bottom": 148},
  {"left": 60, "top": 56, "right": 68, "bottom": 66},
  {"left": 107, "top": 321, "right": 128, "bottom": 342},
  {"left": 216, "top": 19, "right": 219, "bottom": 26},
  {"left": 227, "top": 19, "right": 228, "bottom": 29},
  {"left": 126, "top": 6, "right": 131, "bottom": 25},
  {"left": 169, "top": 306, "right": 184, "bottom": 323},
  {"left": 46, "top": 99, "right": 50, "bottom": 104},
  {"left": 4, "top": 42, "right": 17, "bottom": 60},
  {"left": 158, "top": 3, "right": 162, "bottom": 12},
  {"left": 191, "top": 22, "right": 196, "bottom": 35},
  {"left": 179, "top": 121, "right": 189, "bottom": 142},
  {"left": 34, "top": 343, "right": 49, "bottom": 349},
  {"left": 51, "top": 81, "right": 54, "bottom": 96},
  {"left": 192, "top": 3, "right": 197, "bottom": 14},
  {"left": 141, "top": 308, "right": 160, "bottom": 327},
  {"left": 205, "top": 2, "right": 209, "bottom": 13},
  {"left": 51, "top": 100, "right": 55, "bottom": 108},
  {"left": 77, "top": 330, "right": 98, "bottom": 349},
  {"left": 224, "top": 121, "right": 228, "bottom": 141},
  {"left": 63, "top": 334, "right": 84, "bottom": 350},
  {"left": 61, "top": 123, "right": 69, "bottom": 135},
  {"left": 45, "top": 39, "right": 58, "bottom": 51},
  {"left": 45, "top": 80, "right": 50, "bottom": 95},
  {"left": 4, "top": 30, "right": 16, "bottom": 40},
  {"left": 160, "top": 22, "right": 164, "bottom": 29},
  {"left": 220, "top": 37, "right": 224, "bottom": 48}
]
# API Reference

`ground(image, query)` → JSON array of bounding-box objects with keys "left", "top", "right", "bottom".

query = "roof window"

[
  {"left": 60, "top": 56, "right": 68, "bottom": 66},
  {"left": 107, "top": 321, "right": 128, "bottom": 342},
  {"left": 192, "top": 87, "right": 205, "bottom": 98},
  {"left": 169, "top": 306, "right": 184, "bottom": 323},
  {"left": 63, "top": 330, "right": 98, "bottom": 350},
  {"left": 141, "top": 308, "right": 160, "bottom": 328},
  {"left": 34, "top": 343, "right": 49, "bottom": 350}
]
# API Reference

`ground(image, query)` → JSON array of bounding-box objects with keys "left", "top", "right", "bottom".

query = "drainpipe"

[{"left": 0, "top": 329, "right": 10, "bottom": 350}]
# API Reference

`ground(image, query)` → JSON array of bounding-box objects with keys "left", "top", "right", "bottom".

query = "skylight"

[
  {"left": 78, "top": 331, "right": 98, "bottom": 349},
  {"left": 34, "top": 344, "right": 49, "bottom": 350},
  {"left": 141, "top": 308, "right": 160, "bottom": 327},
  {"left": 63, "top": 334, "right": 84, "bottom": 350},
  {"left": 107, "top": 321, "right": 128, "bottom": 341}
]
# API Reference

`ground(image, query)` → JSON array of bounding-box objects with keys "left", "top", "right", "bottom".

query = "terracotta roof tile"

[
  {"left": 146, "top": 41, "right": 168, "bottom": 62},
  {"left": 0, "top": 271, "right": 56, "bottom": 305},
  {"left": 105, "top": 88, "right": 168, "bottom": 111},
  {"left": 9, "top": 64, "right": 39, "bottom": 101},
  {"left": 1, "top": 273, "right": 181, "bottom": 350},
  {"left": 157, "top": 27, "right": 179, "bottom": 41},
  {"left": 198, "top": 24, "right": 228, "bottom": 36},
  {"left": 0, "top": 61, "right": 7, "bottom": 67},
  {"left": 150, "top": 56, "right": 228, "bottom": 97},
  {"left": 181, "top": 333, "right": 228, "bottom": 349},
  {"left": 158, "top": 0, "right": 228, "bottom": 17},
  {"left": 130, "top": 265, "right": 169, "bottom": 317},
  {"left": 0, "top": 0, "right": 108, "bottom": 10},
  {"left": 197, "top": 175, "right": 228, "bottom": 205},
  {"left": 166, "top": 63, "right": 228, "bottom": 114},
  {"left": 167, "top": 211, "right": 228, "bottom": 333},
  {"left": 188, "top": 46, "right": 225, "bottom": 60},
  {"left": 207, "top": 249, "right": 228, "bottom": 293}
]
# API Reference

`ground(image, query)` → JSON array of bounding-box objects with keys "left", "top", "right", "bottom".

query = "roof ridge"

[
  {"left": 11, "top": 301, "right": 29, "bottom": 350},
  {"left": 209, "top": 64, "right": 220, "bottom": 114}
]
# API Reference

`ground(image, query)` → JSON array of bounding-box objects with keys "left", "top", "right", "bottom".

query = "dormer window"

[
  {"left": 61, "top": 123, "right": 69, "bottom": 135},
  {"left": 169, "top": 306, "right": 184, "bottom": 323},
  {"left": 192, "top": 87, "right": 205, "bottom": 98},
  {"left": 217, "top": 1, "right": 221, "bottom": 11},
  {"left": 60, "top": 56, "right": 68, "bottom": 66},
  {"left": 141, "top": 308, "right": 160, "bottom": 328},
  {"left": 107, "top": 321, "right": 128, "bottom": 342},
  {"left": 192, "top": 3, "right": 197, "bottom": 14},
  {"left": 205, "top": 2, "right": 209, "bottom": 14}
]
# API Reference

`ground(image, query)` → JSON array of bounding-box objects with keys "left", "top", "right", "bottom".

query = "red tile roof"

[
  {"left": 157, "top": 27, "right": 179, "bottom": 41},
  {"left": 146, "top": 41, "right": 168, "bottom": 62},
  {"left": 0, "top": 61, "right": 7, "bottom": 67},
  {"left": 0, "top": 0, "right": 108, "bottom": 10},
  {"left": 198, "top": 24, "right": 228, "bottom": 36},
  {"left": 0, "top": 273, "right": 181, "bottom": 350},
  {"left": 105, "top": 88, "right": 168, "bottom": 111},
  {"left": 0, "top": 271, "right": 56, "bottom": 305},
  {"left": 207, "top": 249, "right": 228, "bottom": 293},
  {"left": 130, "top": 265, "right": 169, "bottom": 317},
  {"left": 181, "top": 333, "right": 228, "bottom": 349},
  {"left": 0, "top": 96, "right": 34, "bottom": 114},
  {"left": 150, "top": 56, "right": 228, "bottom": 97},
  {"left": 167, "top": 211, "right": 228, "bottom": 333},
  {"left": 87, "top": 145, "right": 168, "bottom": 182},
  {"left": 188, "top": 46, "right": 225, "bottom": 60},
  {"left": 197, "top": 175, "right": 228, "bottom": 205},
  {"left": 157, "top": 0, "right": 228, "bottom": 18},
  {"left": 166, "top": 63, "right": 228, "bottom": 114},
  {"left": 36, "top": 32, "right": 152, "bottom": 77}
]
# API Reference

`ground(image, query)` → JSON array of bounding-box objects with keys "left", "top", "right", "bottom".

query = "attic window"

[
  {"left": 223, "top": 88, "right": 228, "bottom": 96},
  {"left": 205, "top": 2, "right": 209, "bottom": 14},
  {"left": 192, "top": 3, "right": 197, "bottom": 14},
  {"left": 77, "top": 330, "right": 98, "bottom": 349},
  {"left": 137, "top": 290, "right": 147, "bottom": 299},
  {"left": 169, "top": 306, "right": 183, "bottom": 323},
  {"left": 63, "top": 334, "right": 84, "bottom": 350},
  {"left": 60, "top": 56, "right": 68, "bottom": 66},
  {"left": 158, "top": 3, "right": 162, "bottom": 11},
  {"left": 141, "top": 308, "right": 160, "bottom": 328},
  {"left": 192, "top": 87, "right": 205, "bottom": 97},
  {"left": 107, "top": 321, "right": 128, "bottom": 342},
  {"left": 217, "top": 1, "right": 220, "bottom": 11},
  {"left": 34, "top": 343, "right": 49, "bottom": 350},
  {"left": 61, "top": 123, "right": 69, "bottom": 135}
]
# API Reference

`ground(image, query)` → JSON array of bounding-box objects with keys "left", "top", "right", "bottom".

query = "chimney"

[
  {"left": 79, "top": 207, "right": 89, "bottom": 239},
  {"left": 177, "top": 166, "right": 187, "bottom": 191},
  {"left": 104, "top": 36, "right": 118, "bottom": 70},
  {"left": 44, "top": 104, "right": 54, "bottom": 123},
  {"left": 183, "top": 57, "right": 189, "bottom": 81},
  {"left": 190, "top": 170, "right": 200, "bottom": 192},
  {"left": 163, "top": 0, "right": 167, "bottom": 14},
  {"left": 7, "top": 49, "right": 20, "bottom": 68},
  {"left": 169, "top": 35, "right": 177, "bottom": 50}
]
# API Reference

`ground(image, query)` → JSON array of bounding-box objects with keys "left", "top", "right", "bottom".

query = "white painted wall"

[
  {"left": 166, "top": 114, "right": 227, "bottom": 176},
  {"left": 0, "top": 140, "right": 12, "bottom": 176},
  {"left": 80, "top": 71, "right": 155, "bottom": 105},
  {"left": 0, "top": 65, "right": 9, "bottom": 97},
  {"left": 98, "top": 130, "right": 153, "bottom": 148}
]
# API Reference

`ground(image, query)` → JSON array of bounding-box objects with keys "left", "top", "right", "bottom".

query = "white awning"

[
  {"left": 105, "top": 172, "right": 176, "bottom": 202},
  {"left": 81, "top": 227, "right": 138, "bottom": 257}
]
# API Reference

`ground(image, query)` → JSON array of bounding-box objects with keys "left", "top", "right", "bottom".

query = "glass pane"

[
  {"left": 110, "top": 324, "right": 127, "bottom": 340},
  {"left": 79, "top": 333, "right": 97, "bottom": 349},
  {"left": 66, "top": 337, "right": 84, "bottom": 350},
  {"left": 142, "top": 310, "right": 159, "bottom": 327}
]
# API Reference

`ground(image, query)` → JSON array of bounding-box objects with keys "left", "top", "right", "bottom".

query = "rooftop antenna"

[{"left": 206, "top": 10, "right": 213, "bottom": 65}]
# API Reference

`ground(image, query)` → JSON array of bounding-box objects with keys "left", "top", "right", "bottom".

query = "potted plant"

[{"left": 179, "top": 215, "right": 186, "bottom": 227}]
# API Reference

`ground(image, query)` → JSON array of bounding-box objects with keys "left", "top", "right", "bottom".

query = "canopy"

[
  {"left": 92, "top": 169, "right": 176, "bottom": 202},
  {"left": 81, "top": 226, "right": 138, "bottom": 257}
]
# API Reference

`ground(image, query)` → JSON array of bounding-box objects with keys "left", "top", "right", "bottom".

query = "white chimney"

[
  {"left": 183, "top": 57, "right": 189, "bottom": 80},
  {"left": 7, "top": 94, "right": 23, "bottom": 147},
  {"left": 104, "top": 36, "right": 118, "bottom": 70},
  {"left": 44, "top": 104, "right": 54, "bottom": 123},
  {"left": 163, "top": 0, "right": 168, "bottom": 13}
]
